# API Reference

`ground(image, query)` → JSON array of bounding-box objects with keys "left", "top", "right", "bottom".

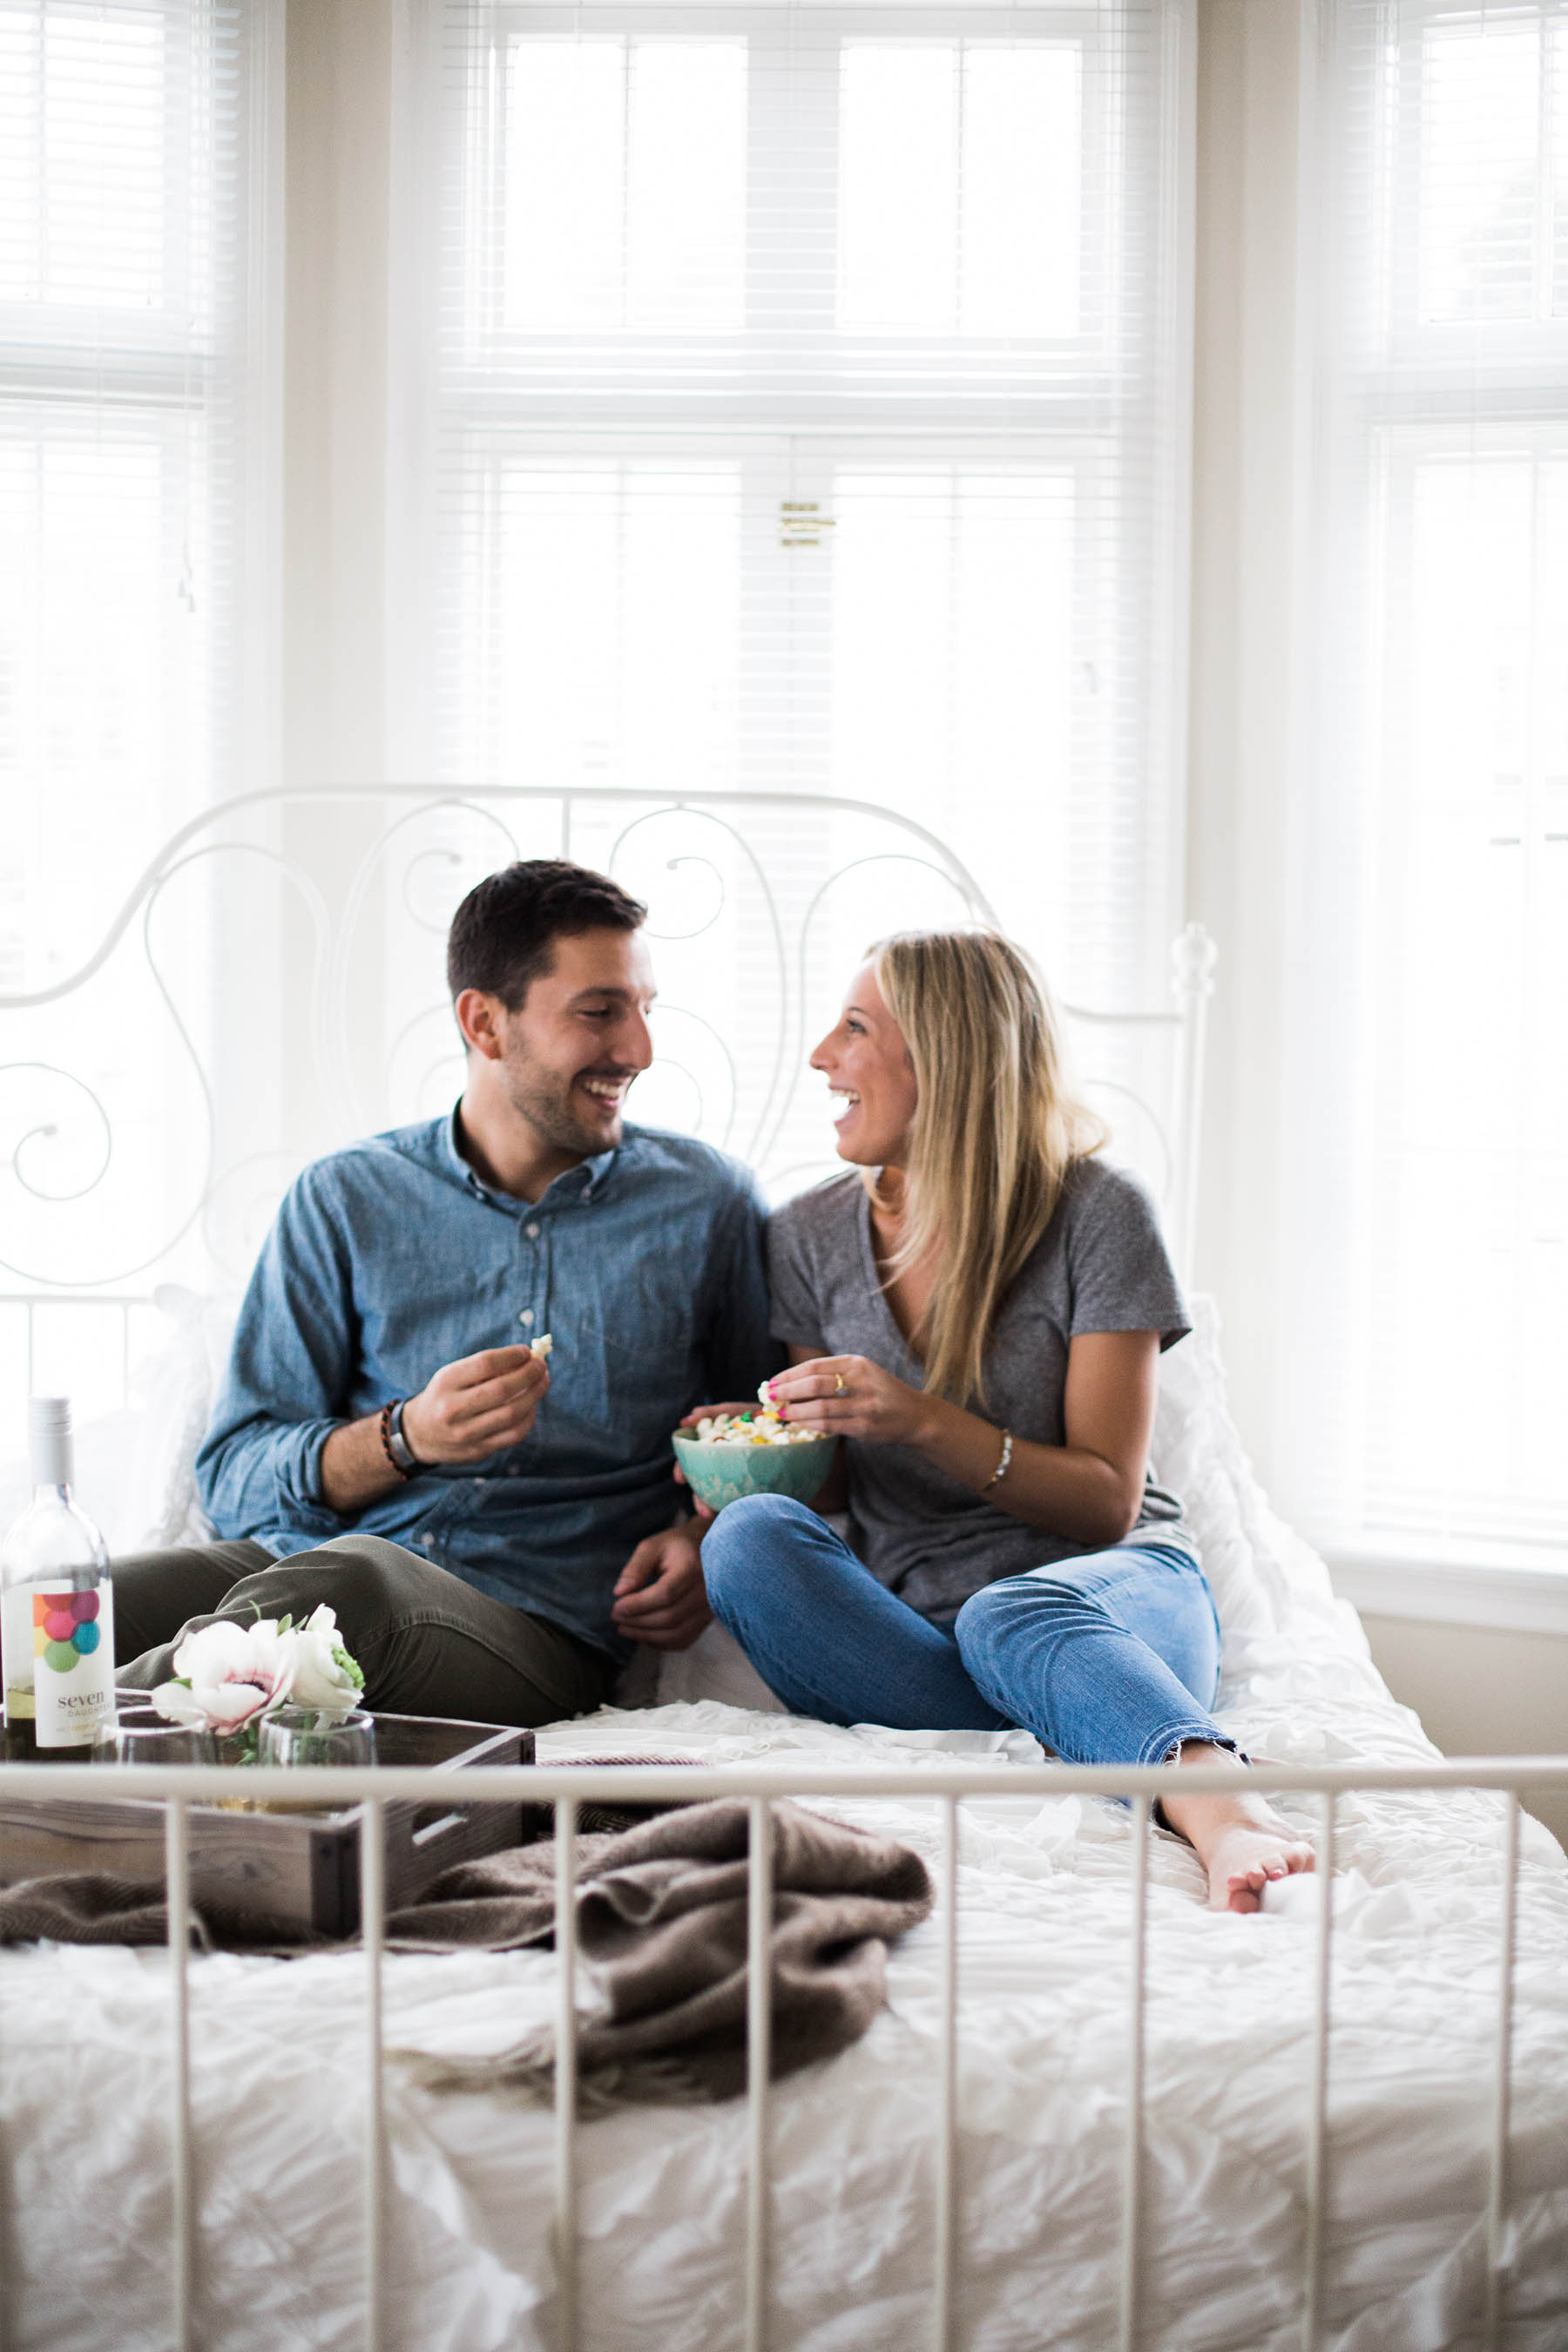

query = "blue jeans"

[{"left": 702, "top": 1496, "right": 1231, "bottom": 1767}]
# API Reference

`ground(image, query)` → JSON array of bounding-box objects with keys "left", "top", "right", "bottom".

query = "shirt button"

[
  {"left": 518, "top": 1308, "right": 535, "bottom": 1327},
  {"left": 525, "top": 1222, "right": 540, "bottom": 1240}
]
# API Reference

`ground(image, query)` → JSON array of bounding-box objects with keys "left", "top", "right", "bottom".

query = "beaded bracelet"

[{"left": 986, "top": 1428, "right": 1014, "bottom": 1488}]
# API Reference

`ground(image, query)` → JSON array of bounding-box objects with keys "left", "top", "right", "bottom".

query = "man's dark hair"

[{"left": 446, "top": 860, "right": 647, "bottom": 1010}]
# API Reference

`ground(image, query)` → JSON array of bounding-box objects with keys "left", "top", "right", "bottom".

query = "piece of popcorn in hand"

[{"left": 530, "top": 1333, "right": 553, "bottom": 1360}]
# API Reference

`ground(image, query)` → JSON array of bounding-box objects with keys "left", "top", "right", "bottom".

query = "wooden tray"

[{"left": 0, "top": 1713, "right": 536, "bottom": 1938}]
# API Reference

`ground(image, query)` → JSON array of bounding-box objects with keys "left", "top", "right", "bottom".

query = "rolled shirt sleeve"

[{"left": 194, "top": 1169, "right": 359, "bottom": 1547}]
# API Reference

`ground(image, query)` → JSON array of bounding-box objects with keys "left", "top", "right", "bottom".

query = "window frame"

[{"left": 1282, "top": 0, "right": 1568, "bottom": 1613}]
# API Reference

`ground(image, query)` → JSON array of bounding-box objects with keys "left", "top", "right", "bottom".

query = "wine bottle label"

[{"left": 1, "top": 1585, "right": 115, "bottom": 1747}]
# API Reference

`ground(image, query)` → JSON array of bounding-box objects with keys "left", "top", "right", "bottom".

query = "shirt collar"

[
  {"left": 579, "top": 1143, "right": 618, "bottom": 1199},
  {"left": 441, "top": 1104, "right": 492, "bottom": 1201},
  {"left": 442, "top": 1103, "right": 619, "bottom": 1206}
]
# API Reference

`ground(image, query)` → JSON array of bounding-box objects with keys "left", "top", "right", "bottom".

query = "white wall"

[
  {"left": 1360, "top": 1618, "right": 1568, "bottom": 1853},
  {"left": 284, "top": 0, "right": 392, "bottom": 796},
  {"left": 279, "top": 0, "right": 398, "bottom": 1145},
  {"left": 1187, "top": 0, "right": 1308, "bottom": 1527}
]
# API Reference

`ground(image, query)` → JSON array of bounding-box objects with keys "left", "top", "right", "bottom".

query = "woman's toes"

[{"left": 1203, "top": 1818, "right": 1317, "bottom": 1912}]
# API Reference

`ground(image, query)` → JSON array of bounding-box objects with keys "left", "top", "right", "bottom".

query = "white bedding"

[
  {"left": 3, "top": 1614, "right": 1566, "bottom": 2347},
  {"left": 2, "top": 1305, "right": 1565, "bottom": 2349}
]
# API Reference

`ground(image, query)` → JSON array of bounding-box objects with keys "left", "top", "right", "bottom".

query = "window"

[
  {"left": 0, "top": 0, "right": 278, "bottom": 1415},
  {"left": 1283, "top": 0, "right": 1568, "bottom": 1562},
  {"left": 405, "top": 0, "right": 1194, "bottom": 1022}
]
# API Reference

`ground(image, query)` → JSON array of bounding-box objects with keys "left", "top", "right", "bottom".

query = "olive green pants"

[{"left": 110, "top": 1534, "right": 619, "bottom": 1729}]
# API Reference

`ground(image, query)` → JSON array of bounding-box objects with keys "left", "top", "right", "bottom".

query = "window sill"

[{"left": 1325, "top": 1538, "right": 1568, "bottom": 1639}]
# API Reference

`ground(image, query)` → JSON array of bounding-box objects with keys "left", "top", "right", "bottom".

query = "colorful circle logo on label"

[{"left": 32, "top": 1589, "right": 101, "bottom": 1674}]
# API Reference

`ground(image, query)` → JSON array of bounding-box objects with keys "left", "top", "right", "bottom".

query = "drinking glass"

[
  {"left": 258, "top": 1707, "right": 378, "bottom": 1770},
  {"left": 91, "top": 1709, "right": 218, "bottom": 1767}
]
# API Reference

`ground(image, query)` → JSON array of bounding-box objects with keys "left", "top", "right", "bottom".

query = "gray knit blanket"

[{"left": 0, "top": 1794, "right": 932, "bottom": 2108}]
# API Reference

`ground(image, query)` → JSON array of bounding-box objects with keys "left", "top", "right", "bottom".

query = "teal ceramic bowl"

[{"left": 672, "top": 1428, "right": 837, "bottom": 1515}]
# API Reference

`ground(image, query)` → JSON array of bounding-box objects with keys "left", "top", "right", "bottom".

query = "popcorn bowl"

[{"left": 672, "top": 1426, "right": 838, "bottom": 1515}]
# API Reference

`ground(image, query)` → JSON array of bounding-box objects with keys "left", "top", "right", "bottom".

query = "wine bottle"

[{"left": 1, "top": 1398, "right": 116, "bottom": 1761}]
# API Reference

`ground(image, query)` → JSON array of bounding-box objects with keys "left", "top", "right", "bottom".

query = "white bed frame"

[
  {"left": 10, "top": 1747, "right": 1565, "bottom": 2352},
  {"left": 3, "top": 787, "right": 1563, "bottom": 2352}
]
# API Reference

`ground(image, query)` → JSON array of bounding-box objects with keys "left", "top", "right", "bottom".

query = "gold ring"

[{"left": 834, "top": 1372, "right": 846, "bottom": 1396}]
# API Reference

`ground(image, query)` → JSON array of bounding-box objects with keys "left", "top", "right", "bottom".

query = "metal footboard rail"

[{"left": 3, "top": 1753, "right": 1565, "bottom": 2352}]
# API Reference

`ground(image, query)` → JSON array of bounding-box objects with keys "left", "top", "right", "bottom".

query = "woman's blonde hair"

[{"left": 867, "top": 928, "right": 1106, "bottom": 1406}]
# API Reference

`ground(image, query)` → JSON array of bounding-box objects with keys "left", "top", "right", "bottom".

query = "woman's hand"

[{"left": 765, "top": 1355, "right": 929, "bottom": 1448}]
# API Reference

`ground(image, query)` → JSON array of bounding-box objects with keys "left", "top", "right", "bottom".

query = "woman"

[{"left": 700, "top": 929, "right": 1313, "bottom": 1914}]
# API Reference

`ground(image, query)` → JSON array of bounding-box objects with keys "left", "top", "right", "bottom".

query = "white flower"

[
  {"left": 289, "top": 1604, "right": 366, "bottom": 1715},
  {"left": 152, "top": 1615, "right": 300, "bottom": 1734},
  {"left": 148, "top": 1607, "right": 366, "bottom": 1735}
]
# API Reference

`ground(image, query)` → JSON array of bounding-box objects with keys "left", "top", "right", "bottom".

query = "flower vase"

[{"left": 213, "top": 1721, "right": 260, "bottom": 1805}]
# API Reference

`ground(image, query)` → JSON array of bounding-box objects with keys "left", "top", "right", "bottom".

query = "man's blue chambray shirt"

[{"left": 194, "top": 1113, "right": 781, "bottom": 1659}]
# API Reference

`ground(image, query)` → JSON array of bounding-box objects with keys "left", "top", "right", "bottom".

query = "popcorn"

[
  {"left": 691, "top": 1404, "right": 819, "bottom": 1448},
  {"left": 530, "top": 1334, "right": 554, "bottom": 1360}
]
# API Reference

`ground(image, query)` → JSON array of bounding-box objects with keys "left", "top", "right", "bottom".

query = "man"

[{"left": 112, "top": 860, "right": 780, "bottom": 1727}]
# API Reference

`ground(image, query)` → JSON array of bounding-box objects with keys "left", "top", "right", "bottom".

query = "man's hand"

[
  {"left": 402, "top": 1346, "right": 550, "bottom": 1465},
  {"left": 318, "top": 1344, "right": 550, "bottom": 1515},
  {"left": 611, "top": 1523, "right": 712, "bottom": 1651}
]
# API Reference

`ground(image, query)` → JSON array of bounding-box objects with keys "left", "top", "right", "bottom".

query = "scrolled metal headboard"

[{"left": 0, "top": 786, "right": 1213, "bottom": 1397}]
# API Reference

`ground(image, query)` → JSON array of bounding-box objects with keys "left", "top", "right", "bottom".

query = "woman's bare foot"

[{"left": 1157, "top": 1742, "right": 1316, "bottom": 1914}]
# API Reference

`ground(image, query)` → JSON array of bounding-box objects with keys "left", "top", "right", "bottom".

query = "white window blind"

[
  {"left": 409, "top": 0, "right": 1194, "bottom": 1028},
  {"left": 1284, "top": 0, "right": 1568, "bottom": 1562},
  {"left": 0, "top": 0, "right": 277, "bottom": 1400}
]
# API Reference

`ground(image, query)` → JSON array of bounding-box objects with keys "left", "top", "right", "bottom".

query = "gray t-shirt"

[{"left": 767, "top": 1158, "right": 1194, "bottom": 1625}]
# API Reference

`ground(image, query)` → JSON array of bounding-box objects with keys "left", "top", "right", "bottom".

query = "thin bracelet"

[{"left": 985, "top": 1428, "right": 1014, "bottom": 1489}]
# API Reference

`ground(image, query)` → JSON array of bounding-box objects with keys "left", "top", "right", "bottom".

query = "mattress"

[{"left": 2, "top": 1558, "right": 1565, "bottom": 2352}]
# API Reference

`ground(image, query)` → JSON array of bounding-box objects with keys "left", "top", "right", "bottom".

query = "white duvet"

[{"left": 2, "top": 1308, "right": 1565, "bottom": 2349}]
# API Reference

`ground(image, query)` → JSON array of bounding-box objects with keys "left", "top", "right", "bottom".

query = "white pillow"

[
  {"left": 0, "top": 1409, "right": 145, "bottom": 1553},
  {"left": 116, "top": 1286, "right": 240, "bottom": 1552},
  {"left": 0, "top": 1289, "right": 235, "bottom": 1555},
  {"left": 1152, "top": 1292, "right": 1341, "bottom": 1639}
]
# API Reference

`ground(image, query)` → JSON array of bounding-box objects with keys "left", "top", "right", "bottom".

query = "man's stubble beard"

[{"left": 501, "top": 1047, "right": 634, "bottom": 1161}]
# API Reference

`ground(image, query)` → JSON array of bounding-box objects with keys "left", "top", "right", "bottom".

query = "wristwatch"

[
  {"left": 379, "top": 1397, "right": 422, "bottom": 1479},
  {"left": 389, "top": 1397, "right": 421, "bottom": 1470}
]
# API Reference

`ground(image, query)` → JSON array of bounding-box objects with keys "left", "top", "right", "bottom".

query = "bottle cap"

[{"left": 28, "top": 1398, "right": 73, "bottom": 1490}]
